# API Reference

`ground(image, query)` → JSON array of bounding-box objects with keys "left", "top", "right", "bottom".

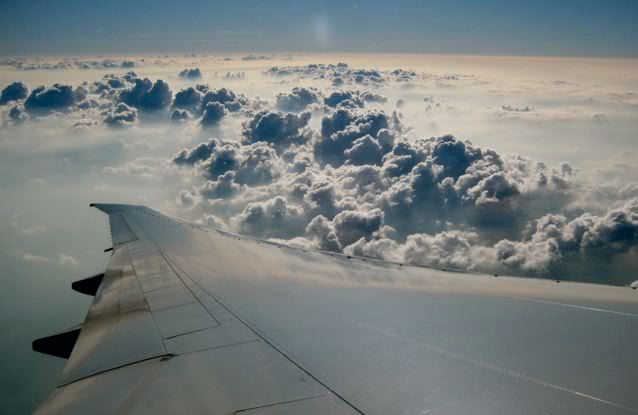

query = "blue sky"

[{"left": 1, "top": 0, "right": 637, "bottom": 57}]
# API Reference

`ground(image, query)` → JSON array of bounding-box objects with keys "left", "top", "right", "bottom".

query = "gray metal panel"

[
  {"left": 36, "top": 342, "right": 343, "bottom": 415},
  {"left": 35, "top": 358, "right": 166, "bottom": 415},
  {"left": 153, "top": 302, "right": 219, "bottom": 339},
  {"left": 164, "top": 322, "right": 258, "bottom": 355},
  {"left": 130, "top": 256, "right": 173, "bottom": 277},
  {"left": 137, "top": 272, "right": 182, "bottom": 293},
  {"left": 123, "top": 341, "right": 332, "bottom": 414},
  {"left": 60, "top": 309, "right": 165, "bottom": 385},
  {"left": 108, "top": 213, "right": 137, "bottom": 246},
  {"left": 144, "top": 284, "right": 197, "bottom": 312}
]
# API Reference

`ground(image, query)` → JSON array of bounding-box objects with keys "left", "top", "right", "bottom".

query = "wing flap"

[
  {"left": 37, "top": 341, "right": 360, "bottom": 415},
  {"left": 59, "top": 246, "right": 166, "bottom": 385}
]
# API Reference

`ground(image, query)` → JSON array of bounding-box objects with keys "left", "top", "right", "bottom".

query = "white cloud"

[
  {"left": 58, "top": 253, "right": 79, "bottom": 266},
  {"left": 21, "top": 252, "right": 49, "bottom": 263}
]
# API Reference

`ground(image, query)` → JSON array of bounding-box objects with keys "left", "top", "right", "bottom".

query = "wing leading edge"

[{"left": 34, "top": 203, "right": 638, "bottom": 414}]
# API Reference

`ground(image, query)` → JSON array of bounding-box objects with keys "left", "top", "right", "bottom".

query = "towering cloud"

[
  {"left": 275, "top": 87, "right": 320, "bottom": 112},
  {"left": 24, "top": 84, "right": 76, "bottom": 112},
  {"left": 102, "top": 103, "right": 138, "bottom": 127},
  {"left": 119, "top": 78, "right": 172, "bottom": 110},
  {"left": 170, "top": 107, "right": 632, "bottom": 282},
  {"left": 315, "top": 108, "right": 397, "bottom": 166},
  {"left": 323, "top": 90, "right": 388, "bottom": 109},
  {"left": 232, "top": 196, "right": 306, "bottom": 238},
  {"left": 242, "top": 110, "right": 312, "bottom": 149},
  {"left": 200, "top": 102, "right": 227, "bottom": 127},
  {"left": 201, "top": 88, "right": 249, "bottom": 112},
  {"left": 173, "top": 87, "right": 202, "bottom": 110},
  {"left": 0, "top": 82, "right": 29, "bottom": 105}
]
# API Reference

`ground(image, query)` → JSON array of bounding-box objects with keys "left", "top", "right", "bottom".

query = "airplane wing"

[{"left": 33, "top": 203, "right": 638, "bottom": 414}]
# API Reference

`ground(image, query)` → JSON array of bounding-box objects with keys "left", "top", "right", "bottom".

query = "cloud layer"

[
  {"left": 1, "top": 58, "right": 637, "bottom": 285},
  {"left": 169, "top": 101, "right": 636, "bottom": 283}
]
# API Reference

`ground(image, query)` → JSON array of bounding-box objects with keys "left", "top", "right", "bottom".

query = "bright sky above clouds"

[{"left": 1, "top": 0, "right": 637, "bottom": 57}]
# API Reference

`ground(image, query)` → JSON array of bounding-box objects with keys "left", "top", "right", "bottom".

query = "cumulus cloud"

[
  {"left": 173, "top": 139, "right": 221, "bottom": 166},
  {"left": 24, "top": 84, "right": 76, "bottom": 112},
  {"left": 265, "top": 63, "right": 424, "bottom": 86},
  {"left": 201, "top": 87, "right": 249, "bottom": 112},
  {"left": 344, "top": 197, "right": 638, "bottom": 277},
  {"left": 242, "top": 110, "right": 312, "bottom": 149},
  {"left": 177, "top": 189, "right": 196, "bottom": 207},
  {"left": 171, "top": 108, "right": 190, "bottom": 122},
  {"left": 496, "top": 199, "right": 638, "bottom": 270},
  {"left": 0, "top": 72, "right": 258, "bottom": 128},
  {"left": 196, "top": 213, "right": 227, "bottom": 229},
  {"left": 323, "top": 90, "right": 388, "bottom": 109},
  {"left": 173, "top": 138, "right": 283, "bottom": 185},
  {"left": 88, "top": 73, "right": 131, "bottom": 95},
  {"left": 173, "top": 86, "right": 202, "bottom": 110},
  {"left": 266, "top": 63, "right": 385, "bottom": 85},
  {"left": 276, "top": 87, "right": 320, "bottom": 112},
  {"left": 231, "top": 196, "right": 306, "bottom": 238},
  {"left": 333, "top": 208, "right": 384, "bottom": 246},
  {"left": 200, "top": 102, "right": 227, "bottom": 127},
  {"left": 179, "top": 68, "right": 202, "bottom": 79},
  {"left": 199, "top": 171, "right": 241, "bottom": 199},
  {"left": 344, "top": 135, "right": 384, "bottom": 166},
  {"left": 1, "top": 82, "right": 29, "bottom": 105},
  {"left": 6, "top": 105, "right": 29, "bottom": 124},
  {"left": 118, "top": 77, "right": 172, "bottom": 110},
  {"left": 315, "top": 108, "right": 398, "bottom": 166},
  {"left": 303, "top": 215, "right": 343, "bottom": 252},
  {"left": 102, "top": 103, "right": 137, "bottom": 127},
  {"left": 324, "top": 90, "right": 365, "bottom": 108}
]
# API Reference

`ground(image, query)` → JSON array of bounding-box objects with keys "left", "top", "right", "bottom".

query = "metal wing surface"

[{"left": 34, "top": 203, "right": 638, "bottom": 414}]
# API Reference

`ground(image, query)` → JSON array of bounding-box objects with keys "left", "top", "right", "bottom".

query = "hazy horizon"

[{"left": 2, "top": 0, "right": 637, "bottom": 57}]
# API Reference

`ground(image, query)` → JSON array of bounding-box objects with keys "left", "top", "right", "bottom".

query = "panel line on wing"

[
  {"left": 171, "top": 339, "right": 262, "bottom": 356},
  {"left": 121, "top": 213, "right": 222, "bottom": 339},
  {"left": 350, "top": 319, "right": 638, "bottom": 414},
  {"left": 510, "top": 296, "right": 638, "bottom": 318},
  {"left": 233, "top": 393, "right": 330, "bottom": 414},
  {"left": 58, "top": 354, "right": 171, "bottom": 388},
  {"left": 160, "top": 251, "right": 366, "bottom": 415}
]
